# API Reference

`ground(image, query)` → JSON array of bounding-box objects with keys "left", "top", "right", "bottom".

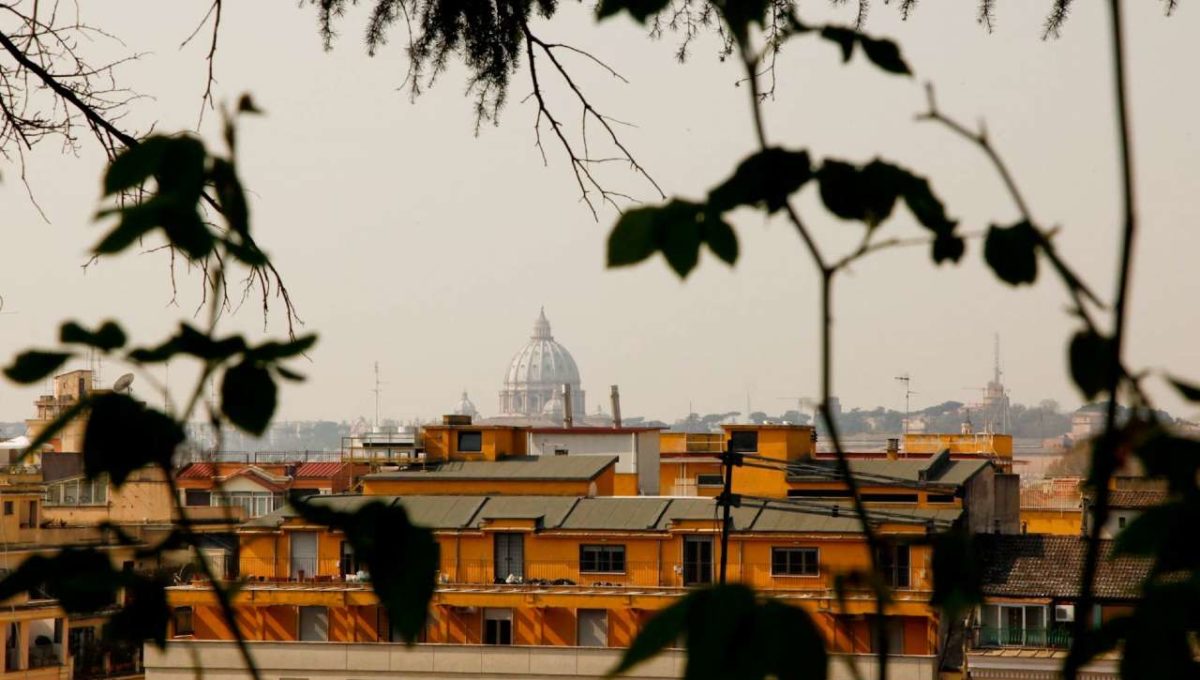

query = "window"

[
  {"left": 211, "top": 491, "right": 281, "bottom": 518},
  {"left": 927, "top": 494, "right": 956, "bottom": 504},
  {"left": 729, "top": 431, "right": 758, "bottom": 453},
  {"left": 875, "top": 545, "right": 910, "bottom": 589},
  {"left": 172, "top": 607, "right": 194, "bottom": 637},
  {"left": 577, "top": 609, "right": 608, "bottom": 647},
  {"left": 696, "top": 474, "right": 724, "bottom": 487},
  {"left": 771, "top": 547, "right": 819, "bottom": 576},
  {"left": 483, "top": 608, "right": 513, "bottom": 645},
  {"left": 184, "top": 490, "right": 211, "bottom": 506},
  {"left": 44, "top": 476, "right": 108, "bottom": 507},
  {"left": 457, "top": 431, "right": 483, "bottom": 452},
  {"left": 580, "top": 545, "right": 626, "bottom": 573},
  {"left": 1118, "top": 516, "right": 1127, "bottom": 529},
  {"left": 299, "top": 606, "right": 329, "bottom": 642},
  {"left": 2, "top": 502, "right": 11, "bottom": 516}
]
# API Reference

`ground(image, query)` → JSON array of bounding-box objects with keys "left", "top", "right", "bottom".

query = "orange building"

[{"left": 168, "top": 492, "right": 959, "bottom": 655}]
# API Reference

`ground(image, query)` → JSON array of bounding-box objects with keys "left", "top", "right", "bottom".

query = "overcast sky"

[{"left": 0, "top": 1, "right": 1196, "bottom": 425}]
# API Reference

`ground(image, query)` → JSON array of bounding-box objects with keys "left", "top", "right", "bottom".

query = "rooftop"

[
  {"left": 975, "top": 534, "right": 1150, "bottom": 600},
  {"left": 245, "top": 493, "right": 962, "bottom": 534},
  {"left": 786, "top": 455, "right": 990, "bottom": 487},
  {"left": 362, "top": 455, "right": 617, "bottom": 482},
  {"left": 1106, "top": 488, "right": 1169, "bottom": 509}
]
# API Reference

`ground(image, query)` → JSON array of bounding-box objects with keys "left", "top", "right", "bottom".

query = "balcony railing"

[
  {"left": 233, "top": 557, "right": 917, "bottom": 593},
  {"left": 972, "top": 625, "right": 1073, "bottom": 650}
]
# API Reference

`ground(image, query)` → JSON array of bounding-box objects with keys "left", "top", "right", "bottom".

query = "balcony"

[
  {"left": 234, "top": 557, "right": 924, "bottom": 598},
  {"left": 971, "top": 625, "right": 1073, "bottom": 650}
]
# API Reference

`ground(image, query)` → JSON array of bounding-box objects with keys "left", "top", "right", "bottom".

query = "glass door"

[{"left": 683, "top": 536, "right": 713, "bottom": 585}]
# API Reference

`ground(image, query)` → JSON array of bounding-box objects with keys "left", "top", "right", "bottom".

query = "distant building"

[{"left": 498, "top": 308, "right": 586, "bottom": 420}]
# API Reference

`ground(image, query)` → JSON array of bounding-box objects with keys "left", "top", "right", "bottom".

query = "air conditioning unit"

[{"left": 1054, "top": 604, "right": 1075, "bottom": 622}]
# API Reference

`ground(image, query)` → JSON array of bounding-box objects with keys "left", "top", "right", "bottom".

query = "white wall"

[
  {"left": 145, "top": 641, "right": 936, "bottom": 680},
  {"left": 525, "top": 431, "right": 660, "bottom": 495}
]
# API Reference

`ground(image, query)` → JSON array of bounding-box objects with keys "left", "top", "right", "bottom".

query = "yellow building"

[
  {"left": 169, "top": 492, "right": 957, "bottom": 655},
  {"left": 902, "top": 432, "right": 1013, "bottom": 471}
]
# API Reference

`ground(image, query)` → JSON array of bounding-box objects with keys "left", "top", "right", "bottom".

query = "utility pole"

[{"left": 895, "top": 373, "right": 913, "bottom": 435}]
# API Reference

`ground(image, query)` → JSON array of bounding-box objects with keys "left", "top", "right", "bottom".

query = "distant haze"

[{"left": 1, "top": 1, "right": 1197, "bottom": 425}]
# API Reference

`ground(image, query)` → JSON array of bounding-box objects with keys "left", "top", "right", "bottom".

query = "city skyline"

[{"left": 1, "top": 2, "right": 1196, "bottom": 425}]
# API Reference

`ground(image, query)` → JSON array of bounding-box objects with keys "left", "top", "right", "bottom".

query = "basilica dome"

[{"left": 499, "top": 309, "right": 586, "bottom": 418}]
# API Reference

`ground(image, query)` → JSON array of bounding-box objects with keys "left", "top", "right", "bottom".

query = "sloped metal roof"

[
  {"left": 558, "top": 497, "right": 671, "bottom": 531},
  {"left": 472, "top": 496, "right": 579, "bottom": 528}
]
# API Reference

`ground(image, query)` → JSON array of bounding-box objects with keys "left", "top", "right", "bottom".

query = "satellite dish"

[{"left": 112, "top": 373, "right": 135, "bottom": 393}]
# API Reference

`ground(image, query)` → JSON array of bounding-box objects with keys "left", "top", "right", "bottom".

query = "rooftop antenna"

[
  {"left": 993, "top": 333, "right": 1002, "bottom": 386},
  {"left": 895, "top": 373, "right": 914, "bottom": 435},
  {"left": 372, "top": 362, "right": 384, "bottom": 430}
]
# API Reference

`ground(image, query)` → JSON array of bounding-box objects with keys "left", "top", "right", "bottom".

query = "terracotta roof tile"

[
  {"left": 292, "top": 462, "right": 344, "bottom": 479},
  {"left": 176, "top": 463, "right": 216, "bottom": 479},
  {"left": 1107, "top": 489, "right": 1168, "bottom": 509},
  {"left": 976, "top": 534, "right": 1150, "bottom": 601}
]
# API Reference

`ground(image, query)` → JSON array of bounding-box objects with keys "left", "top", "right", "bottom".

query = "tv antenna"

[
  {"left": 895, "top": 373, "right": 915, "bottom": 434},
  {"left": 372, "top": 362, "right": 386, "bottom": 430}
]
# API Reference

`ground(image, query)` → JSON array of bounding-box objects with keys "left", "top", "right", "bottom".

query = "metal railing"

[{"left": 972, "top": 625, "right": 1073, "bottom": 649}]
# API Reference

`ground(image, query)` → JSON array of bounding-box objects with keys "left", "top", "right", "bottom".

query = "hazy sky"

[{"left": 1, "top": 1, "right": 1197, "bottom": 425}]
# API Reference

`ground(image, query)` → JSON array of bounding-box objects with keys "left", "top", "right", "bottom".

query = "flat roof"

[{"left": 786, "top": 457, "right": 990, "bottom": 487}]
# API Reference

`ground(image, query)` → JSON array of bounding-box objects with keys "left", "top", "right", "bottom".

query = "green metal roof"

[
  {"left": 363, "top": 455, "right": 617, "bottom": 482},
  {"left": 471, "top": 496, "right": 580, "bottom": 528},
  {"left": 787, "top": 457, "right": 990, "bottom": 487}
]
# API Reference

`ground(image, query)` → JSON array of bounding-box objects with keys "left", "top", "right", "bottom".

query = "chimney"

[
  {"left": 610, "top": 385, "right": 622, "bottom": 428},
  {"left": 562, "top": 384, "right": 574, "bottom": 429},
  {"left": 886, "top": 438, "right": 900, "bottom": 461}
]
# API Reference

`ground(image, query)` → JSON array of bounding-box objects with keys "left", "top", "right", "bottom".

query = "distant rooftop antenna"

[
  {"left": 372, "top": 362, "right": 385, "bottom": 430},
  {"left": 112, "top": 373, "right": 135, "bottom": 394},
  {"left": 895, "top": 373, "right": 914, "bottom": 435},
  {"left": 993, "top": 333, "right": 1003, "bottom": 386}
]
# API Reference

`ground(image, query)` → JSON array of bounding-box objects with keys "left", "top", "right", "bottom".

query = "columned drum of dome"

[{"left": 499, "top": 309, "right": 586, "bottom": 418}]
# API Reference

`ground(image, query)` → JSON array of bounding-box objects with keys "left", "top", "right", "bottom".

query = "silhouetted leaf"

[
  {"left": 1133, "top": 431, "right": 1200, "bottom": 495},
  {"left": 246, "top": 335, "right": 317, "bottom": 362},
  {"left": 4, "top": 350, "right": 71, "bottom": 384},
  {"left": 237, "top": 93, "right": 263, "bottom": 114},
  {"left": 291, "top": 497, "right": 437, "bottom": 643},
  {"left": 221, "top": 361, "right": 277, "bottom": 436},
  {"left": 712, "top": 0, "right": 770, "bottom": 44},
  {"left": 613, "top": 585, "right": 826, "bottom": 680},
  {"left": 1068, "top": 329, "right": 1113, "bottom": 400},
  {"left": 816, "top": 159, "right": 905, "bottom": 227},
  {"left": 17, "top": 398, "right": 89, "bottom": 464},
  {"left": 61, "top": 321, "right": 127, "bottom": 352},
  {"left": 93, "top": 201, "right": 162, "bottom": 255},
  {"left": 1116, "top": 580, "right": 1200, "bottom": 680},
  {"left": 819, "top": 27, "right": 856, "bottom": 62},
  {"left": 107, "top": 575, "right": 171, "bottom": 648},
  {"left": 596, "top": 0, "right": 671, "bottom": 22},
  {"left": 210, "top": 158, "right": 250, "bottom": 238},
  {"left": 758, "top": 600, "right": 827, "bottom": 680},
  {"left": 931, "top": 528, "right": 982, "bottom": 623},
  {"left": 0, "top": 548, "right": 121, "bottom": 613},
  {"left": 901, "top": 175, "right": 956, "bottom": 235},
  {"left": 858, "top": 35, "right": 911, "bottom": 75},
  {"left": 608, "top": 208, "right": 658, "bottom": 267},
  {"left": 128, "top": 324, "right": 247, "bottom": 363},
  {"left": 84, "top": 393, "right": 184, "bottom": 486},
  {"left": 104, "top": 136, "right": 171, "bottom": 195},
  {"left": 610, "top": 594, "right": 690, "bottom": 676},
  {"left": 658, "top": 200, "right": 704, "bottom": 277},
  {"left": 1168, "top": 376, "right": 1200, "bottom": 403},
  {"left": 984, "top": 221, "right": 1039, "bottom": 285},
  {"left": 704, "top": 217, "right": 738, "bottom": 265},
  {"left": 274, "top": 366, "right": 307, "bottom": 382},
  {"left": 932, "top": 233, "right": 966, "bottom": 264},
  {"left": 708, "top": 148, "right": 812, "bottom": 214}
]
